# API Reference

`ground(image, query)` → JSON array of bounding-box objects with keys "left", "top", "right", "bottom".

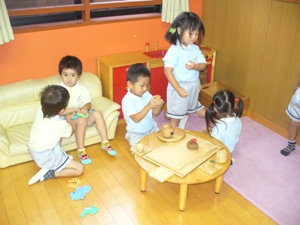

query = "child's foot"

[
  {"left": 77, "top": 149, "right": 92, "bottom": 165},
  {"left": 280, "top": 141, "right": 296, "bottom": 156},
  {"left": 101, "top": 142, "right": 117, "bottom": 156},
  {"left": 230, "top": 158, "right": 235, "bottom": 165},
  {"left": 28, "top": 169, "right": 55, "bottom": 185}
]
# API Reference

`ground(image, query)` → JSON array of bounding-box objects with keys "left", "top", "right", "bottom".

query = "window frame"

[{"left": 7, "top": 0, "right": 162, "bottom": 33}]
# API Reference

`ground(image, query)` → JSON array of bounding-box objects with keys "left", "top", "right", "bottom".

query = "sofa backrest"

[{"left": 0, "top": 72, "right": 102, "bottom": 129}]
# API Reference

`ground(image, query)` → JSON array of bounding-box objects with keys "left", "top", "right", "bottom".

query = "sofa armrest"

[
  {"left": 92, "top": 97, "right": 120, "bottom": 119},
  {"left": 0, "top": 124, "right": 9, "bottom": 155},
  {"left": 91, "top": 97, "right": 120, "bottom": 139}
]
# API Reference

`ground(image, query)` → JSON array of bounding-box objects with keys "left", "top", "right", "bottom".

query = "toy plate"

[{"left": 157, "top": 128, "right": 185, "bottom": 142}]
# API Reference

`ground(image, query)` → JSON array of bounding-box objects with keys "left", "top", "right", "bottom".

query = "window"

[{"left": 6, "top": 0, "right": 162, "bottom": 32}]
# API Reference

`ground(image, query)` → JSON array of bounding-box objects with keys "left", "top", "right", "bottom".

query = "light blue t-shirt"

[
  {"left": 211, "top": 116, "right": 242, "bottom": 153},
  {"left": 122, "top": 90, "right": 157, "bottom": 133},
  {"left": 163, "top": 42, "right": 206, "bottom": 82}
]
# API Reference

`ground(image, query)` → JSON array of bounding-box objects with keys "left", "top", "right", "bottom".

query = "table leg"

[
  {"left": 215, "top": 175, "right": 224, "bottom": 193},
  {"left": 179, "top": 183, "right": 189, "bottom": 211},
  {"left": 140, "top": 168, "right": 147, "bottom": 192}
]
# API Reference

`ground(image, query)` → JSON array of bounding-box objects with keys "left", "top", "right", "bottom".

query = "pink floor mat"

[{"left": 154, "top": 112, "right": 300, "bottom": 225}]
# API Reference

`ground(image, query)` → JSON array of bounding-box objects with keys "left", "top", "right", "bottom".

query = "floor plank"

[{"left": 0, "top": 119, "right": 276, "bottom": 225}]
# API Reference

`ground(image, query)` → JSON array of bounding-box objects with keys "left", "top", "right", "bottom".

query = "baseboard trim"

[{"left": 246, "top": 111, "right": 300, "bottom": 142}]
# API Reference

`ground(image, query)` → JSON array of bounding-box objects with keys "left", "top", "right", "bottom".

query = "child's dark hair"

[
  {"left": 165, "top": 12, "right": 205, "bottom": 45},
  {"left": 126, "top": 63, "right": 150, "bottom": 83},
  {"left": 40, "top": 85, "right": 70, "bottom": 118},
  {"left": 205, "top": 90, "right": 244, "bottom": 132},
  {"left": 58, "top": 55, "right": 82, "bottom": 75}
]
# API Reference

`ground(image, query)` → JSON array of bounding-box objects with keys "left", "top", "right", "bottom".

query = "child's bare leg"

[
  {"left": 73, "top": 118, "right": 87, "bottom": 149},
  {"left": 281, "top": 119, "right": 299, "bottom": 156},
  {"left": 288, "top": 120, "right": 300, "bottom": 140},
  {"left": 73, "top": 118, "right": 91, "bottom": 164},
  {"left": 55, "top": 160, "right": 84, "bottom": 177},
  {"left": 196, "top": 107, "right": 206, "bottom": 118},
  {"left": 88, "top": 111, "right": 108, "bottom": 141},
  {"left": 28, "top": 160, "right": 84, "bottom": 185},
  {"left": 164, "top": 109, "right": 170, "bottom": 119},
  {"left": 170, "top": 118, "right": 180, "bottom": 128},
  {"left": 88, "top": 111, "right": 117, "bottom": 156}
]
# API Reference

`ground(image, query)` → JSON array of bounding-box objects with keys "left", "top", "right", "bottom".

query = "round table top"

[{"left": 134, "top": 129, "right": 231, "bottom": 185}]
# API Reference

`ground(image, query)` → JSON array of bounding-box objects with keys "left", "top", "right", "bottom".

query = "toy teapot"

[
  {"left": 216, "top": 150, "right": 227, "bottom": 163},
  {"left": 161, "top": 123, "right": 174, "bottom": 138}
]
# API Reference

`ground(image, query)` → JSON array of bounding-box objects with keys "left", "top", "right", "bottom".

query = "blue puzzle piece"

[
  {"left": 80, "top": 206, "right": 99, "bottom": 217},
  {"left": 69, "top": 185, "right": 92, "bottom": 200}
]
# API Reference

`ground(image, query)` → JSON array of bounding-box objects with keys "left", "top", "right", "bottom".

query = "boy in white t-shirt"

[
  {"left": 28, "top": 85, "right": 83, "bottom": 185},
  {"left": 58, "top": 55, "right": 117, "bottom": 165}
]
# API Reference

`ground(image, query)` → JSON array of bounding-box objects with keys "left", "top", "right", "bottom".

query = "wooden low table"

[{"left": 133, "top": 129, "right": 231, "bottom": 211}]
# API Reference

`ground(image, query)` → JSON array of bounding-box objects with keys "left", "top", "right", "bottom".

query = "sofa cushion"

[
  {"left": 7, "top": 123, "right": 32, "bottom": 156},
  {"left": 0, "top": 102, "right": 39, "bottom": 129}
]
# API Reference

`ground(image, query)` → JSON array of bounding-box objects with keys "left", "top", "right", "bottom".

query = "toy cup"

[
  {"left": 216, "top": 150, "right": 227, "bottom": 163},
  {"left": 136, "top": 143, "right": 144, "bottom": 152},
  {"left": 161, "top": 123, "right": 174, "bottom": 138},
  {"left": 209, "top": 160, "right": 215, "bottom": 168}
]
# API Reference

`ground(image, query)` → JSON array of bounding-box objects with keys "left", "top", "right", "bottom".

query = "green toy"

[{"left": 72, "top": 112, "right": 89, "bottom": 120}]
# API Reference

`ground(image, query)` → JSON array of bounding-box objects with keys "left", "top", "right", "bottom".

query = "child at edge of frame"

[{"left": 280, "top": 78, "right": 300, "bottom": 156}]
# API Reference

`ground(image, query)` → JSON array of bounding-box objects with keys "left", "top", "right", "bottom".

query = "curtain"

[
  {"left": 161, "top": 0, "right": 189, "bottom": 23},
  {"left": 0, "top": 1, "right": 14, "bottom": 45}
]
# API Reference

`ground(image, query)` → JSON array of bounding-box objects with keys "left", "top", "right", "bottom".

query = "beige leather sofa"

[{"left": 0, "top": 72, "right": 120, "bottom": 168}]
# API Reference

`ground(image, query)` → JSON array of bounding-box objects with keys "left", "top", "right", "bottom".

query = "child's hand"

[
  {"left": 148, "top": 95, "right": 164, "bottom": 108},
  {"left": 153, "top": 95, "right": 164, "bottom": 107},
  {"left": 79, "top": 108, "right": 89, "bottom": 115},
  {"left": 185, "top": 61, "right": 195, "bottom": 70},
  {"left": 66, "top": 112, "right": 76, "bottom": 121},
  {"left": 177, "top": 87, "right": 188, "bottom": 98}
]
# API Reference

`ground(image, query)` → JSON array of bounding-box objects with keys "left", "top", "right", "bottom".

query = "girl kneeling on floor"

[{"left": 205, "top": 90, "right": 244, "bottom": 165}]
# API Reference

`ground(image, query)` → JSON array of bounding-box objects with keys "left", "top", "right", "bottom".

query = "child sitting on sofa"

[
  {"left": 59, "top": 55, "right": 116, "bottom": 165},
  {"left": 122, "top": 63, "right": 164, "bottom": 150},
  {"left": 28, "top": 85, "right": 83, "bottom": 185}
]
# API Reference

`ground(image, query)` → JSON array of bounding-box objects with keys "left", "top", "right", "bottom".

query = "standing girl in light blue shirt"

[
  {"left": 205, "top": 90, "right": 244, "bottom": 164},
  {"left": 163, "top": 12, "right": 207, "bottom": 129}
]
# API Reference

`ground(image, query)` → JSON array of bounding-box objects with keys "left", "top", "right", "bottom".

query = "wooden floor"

[{"left": 0, "top": 120, "right": 276, "bottom": 225}]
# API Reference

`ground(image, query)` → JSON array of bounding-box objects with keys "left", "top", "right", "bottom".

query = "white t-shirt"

[
  {"left": 60, "top": 82, "right": 91, "bottom": 108},
  {"left": 28, "top": 106, "right": 72, "bottom": 152},
  {"left": 211, "top": 116, "right": 242, "bottom": 153},
  {"left": 122, "top": 90, "right": 157, "bottom": 133},
  {"left": 163, "top": 42, "right": 206, "bottom": 82}
]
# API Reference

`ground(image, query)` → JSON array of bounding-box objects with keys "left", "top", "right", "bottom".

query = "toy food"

[{"left": 187, "top": 138, "right": 199, "bottom": 150}]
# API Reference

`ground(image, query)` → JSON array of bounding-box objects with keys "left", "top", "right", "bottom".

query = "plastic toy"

[
  {"left": 67, "top": 178, "right": 81, "bottom": 188},
  {"left": 72, "top": 112, "right": 89, "bottom": 120},
  {"left": 69, "top": 185, "right": 92, "bottom": 200},
  {"left": 80, "top": 206, "right": 99, "bottom": 218}
]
